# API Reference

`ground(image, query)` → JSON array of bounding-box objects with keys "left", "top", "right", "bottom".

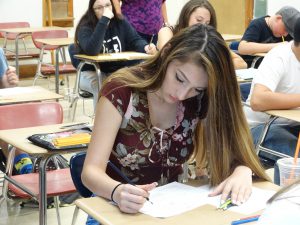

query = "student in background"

[
  {"left": 257, "top": 179, "right": 300, "bottom": 225},
  {"left": 0, "top": 48, "right": 18, "bottom": 88},
  {"left": 157, "top": 0, "right": 247, "bottom": 69},
  {"left": 112, "top": 0, "right": 168, "bottom": 44},
  {"left": 244, "top": 18, "right": 300, "bottom": 184},
  {"left": 73, "top": 0, "right": 156, "bottom": 108},
  {"left": 82, "top": 24, "right": 268, "bottom": 225},
  {"left": 0, "top": 48, "right": 33, "bottom": 175},
  {"left": 238, "top": 6, "right": 300, "bottom": 67}
]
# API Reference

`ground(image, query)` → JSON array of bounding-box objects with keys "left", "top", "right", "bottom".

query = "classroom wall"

[
  {"left": 0, "top": 0, "right": 43, "bottom": 27},
  {"left": 267, "top": 0, "right": 300, "bottom": 15}
]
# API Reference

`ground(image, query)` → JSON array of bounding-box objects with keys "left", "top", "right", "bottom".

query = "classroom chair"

[
  {"left": 239, "top": 82, "right": 252, "bottom": 102},
  {"left": 0, "top": 102, "right": 76, "bottom": 225},
  {"left": 31, "top": 30, "right": 76, "bottom": 87},
  {"left": 70, "top": 152, "right": 92, "bottom": 225},
  {"left": 0, "top": 22, "right": 40, "bottom": 60},
  {"left": 68, "top": 43, "right": 96, "bottom": 121}
]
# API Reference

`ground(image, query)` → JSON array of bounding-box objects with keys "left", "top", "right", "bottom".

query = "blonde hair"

[{"left": 102, "top": 24, "right": 269, "bottom": 186}]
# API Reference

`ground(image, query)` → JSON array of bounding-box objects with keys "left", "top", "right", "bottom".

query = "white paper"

[
  {"left": 139, "top": 182, "right": 276, "bottom": 218},
  {"left": 140, "top": 182, "right": 210, "bottom": 218},
  {"left": 206, "top": 187, "right": 276, "bottom": 215},
  {"left": 235, "top": 68, "right": 257, "bottom": 80},
  {"left": 0, "top": 87, "right": 40, "bottom": 97}
]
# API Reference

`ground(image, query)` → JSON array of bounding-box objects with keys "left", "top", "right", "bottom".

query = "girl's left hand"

[{"left": 208, "top": 165, "right": 253, "bottom": 205}]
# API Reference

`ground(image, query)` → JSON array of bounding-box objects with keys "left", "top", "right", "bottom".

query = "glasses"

[{"left": 93, "top": 3, "right": 112, "bottom": 12}]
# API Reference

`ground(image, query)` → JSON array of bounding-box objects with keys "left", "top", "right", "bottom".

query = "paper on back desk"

[
  {"left": 235, "top": 68, "right": 257, "bottom": 80},
  {"left": 139, "top": 182, "right": 276, "bottom": 218},
  {"left": 0, "top": 87, "right": 39, "bottom": 97}
]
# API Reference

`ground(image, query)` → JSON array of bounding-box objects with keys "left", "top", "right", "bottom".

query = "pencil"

[
  {"left": 108, "top": 161, "right": 153, "bottom": 204},
  {"left": 231, "top": 216, "right": 260, "bottom": 225},
  {"left": 149, "top": 34, "right": 154, "bottom": 46},
  {"left": 282, "top": 36, "right": 285, "bottom": 42}
]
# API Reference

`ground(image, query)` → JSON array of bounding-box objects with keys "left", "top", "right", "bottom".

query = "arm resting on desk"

[
  {"left": 250, "top": 84, "right": 300, "bottom": 111},
  {"left": 238, "top": 40, "right": 285, "bottom": 55}
]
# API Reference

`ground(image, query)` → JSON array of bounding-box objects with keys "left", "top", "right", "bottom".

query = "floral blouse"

[{"left": 102, "top": 81, "right": 199, "bottom": 185}]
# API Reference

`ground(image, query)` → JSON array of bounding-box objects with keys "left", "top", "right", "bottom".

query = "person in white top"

[
  {"left": 244, "top": 17, "right": 300, "bottom": 185},
  {"left": 257, "top": 179, "right": 300, "bottom": 225}
]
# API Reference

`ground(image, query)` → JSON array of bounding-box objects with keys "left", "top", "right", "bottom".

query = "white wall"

[
  {"left": 166, "top": 0, "right": 189, "bottom": 25},
  {"left": 0, "top": 0, "right": 42, "bottom": 27},
  {"left": 267, "top": 0, "right": 300, "bottom": 15}
]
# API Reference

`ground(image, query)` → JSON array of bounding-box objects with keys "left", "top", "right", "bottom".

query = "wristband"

[{"left": 111, "top": 183, "right": 122, "bottom": 204}]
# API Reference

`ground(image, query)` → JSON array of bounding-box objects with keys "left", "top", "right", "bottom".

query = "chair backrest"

[
  {"left": 68, "top": 43, "right": 81, "bottom": 69},
  {"left": 239, "top": 82, "right": 252, "bottom": 102},
  {"left": 0, "top": 22, "right": 30, "bottom": 39},
  {"left": 70, "top": 152, "right": 92, "bottom": 197},
  {"left": 0, "top": 102, "right": 63, "bottom": 130},
  {"left": 32, "top": 30, "right": 68, "bottom": 51}
]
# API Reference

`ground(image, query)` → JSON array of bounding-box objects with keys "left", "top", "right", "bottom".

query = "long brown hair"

[
  {"left": 103, "top": 24, "right": 268, "bottom": 186},
  {"left": 174, "top": 0, "right": 217, "bottom": 35}
]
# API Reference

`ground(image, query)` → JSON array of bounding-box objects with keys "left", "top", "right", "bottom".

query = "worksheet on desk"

[
  {"left": 0, "top": 87, "right": 39, "bottom": 97},
  {"left": 235, "top": 68, "right": 257, "bottom": 80},
  {"left": 140, "top": 182, "right": 210, "bottom": 218},
  {"left": 139, "top": 182, "right": 276, "bottom": 218}
]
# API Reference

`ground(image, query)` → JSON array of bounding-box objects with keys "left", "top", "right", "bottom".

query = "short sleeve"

[
  {"left": 253, "top": 48, "right": 285, "bottom": 92},
  {"left": 0, "top": 48, "right": 8, "bottom": 78},
  {"left": 242, "top": 19, "right": 263, "bottom": 42},
  {"left": 101, "top": 81, "right": 131, "bottom": 117}
]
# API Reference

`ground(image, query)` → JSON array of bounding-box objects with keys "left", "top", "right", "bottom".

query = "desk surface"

[
  {"left": 76, "top": 181, "right": 278, "bottom": 225},
  {"left": 266, "top": 108, "right": 300, "bottom": 122},
  {"left": 0, "top": 122, "right": 89, "bottom": 155},
  {"left": 0, "top": 86, "right": 63, "bottom": 105},
  {"left": 35, "top": 37, "right": 74, "bottom": 46},
  {"left": 74, "top": 52, "right": 153, "bottom": 62},
  {"left": 253, "top": 53, "right": 267, "bottom": 57},
  {"left": 222, "top": 34, "right": 243, "bottom": 42},
  {"left": 0, "top": 26, "right": 67, "bottom": 34}
]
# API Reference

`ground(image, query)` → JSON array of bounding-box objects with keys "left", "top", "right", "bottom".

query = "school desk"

[
  {"left": 0, "top": 122, "right": 89, "bottom": 225},
  {"left": 0, "top": 26, "right": 66, "bottom": 75},
  {"left": 69, "top": 52, "right": 153, "bottom": 121},
  {"left": 35, "top": 37, "right": 74, "bottom": 94},
  {"left": 255, "top": 108, "right": 300, "bottom": 158},
  {"left": 72, "top": 180, "right": 278, "bottom": 225},
  {"left": 0, "top": 86, "right": 63, "bottom": 105},
  {"left": 222, "top": 34, "right": 243, "bottom": 42}
]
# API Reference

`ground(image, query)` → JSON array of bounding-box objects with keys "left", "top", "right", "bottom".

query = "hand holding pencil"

[
  {"left": 112, "top": 182, "right": 157, "bottom": 213},
  {"left": 144, "top": 34, "right": 157, "bottom": 55}
]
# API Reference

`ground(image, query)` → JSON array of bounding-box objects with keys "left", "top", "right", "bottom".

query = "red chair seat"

[
  {"left": 41, "top": 64, "right": 76, "bottom": 75},
  {"left": 8, "top": 168, "right": 76, "bottom": 198}
]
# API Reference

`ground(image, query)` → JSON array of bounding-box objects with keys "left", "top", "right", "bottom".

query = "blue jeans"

[
  {"left": 0, "top": 48, "right": 8, "bottom": 78},
  {"left": 251, "top": 123, "right": 300, "bottom": 185},
  {"left": 86, "top": 216, "right": 100, "bottom": 225}
]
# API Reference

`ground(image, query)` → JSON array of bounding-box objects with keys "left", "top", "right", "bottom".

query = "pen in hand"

[{"left": 108, "top": 161, "right": 153, "bottom": 204}]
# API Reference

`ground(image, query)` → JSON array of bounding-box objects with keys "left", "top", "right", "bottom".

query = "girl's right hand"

[
  {"left": 103, "top": 7, "right": 114, "bottom": 19},
  {"left": 114, "top": 182, "right": 157, "bottom": 213}
]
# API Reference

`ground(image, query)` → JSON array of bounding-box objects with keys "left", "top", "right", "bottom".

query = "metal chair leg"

[
  {"left": 54, "top": 196, "right": 62, "bottom": 225},
  {"left": 71, "top": 205, "right": 80, "bottom": 225}
]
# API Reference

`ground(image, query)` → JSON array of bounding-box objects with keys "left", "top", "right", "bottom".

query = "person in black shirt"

[
  {"left": 238, "top": 6, "right": 300, "bottom": 67},
  {"left": 73, "top": 0, "right": 156, "bottom": 108}
]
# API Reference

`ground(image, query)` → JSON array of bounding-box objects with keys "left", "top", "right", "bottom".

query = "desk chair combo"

[
  {"left": 70, "top": 152, "right": 93, "bottom": 225},
  {"left": 0, "top": 102, "right": 76, "bottom": 225},
  {"left": 31, "top": 30, "right": 76, "bottom": 88},
  {"left": 68, "top": 43, "right": 100, "bottom": 121},
  {"left": 0, "top": 22, "right": 40, "bottom": 60}
]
